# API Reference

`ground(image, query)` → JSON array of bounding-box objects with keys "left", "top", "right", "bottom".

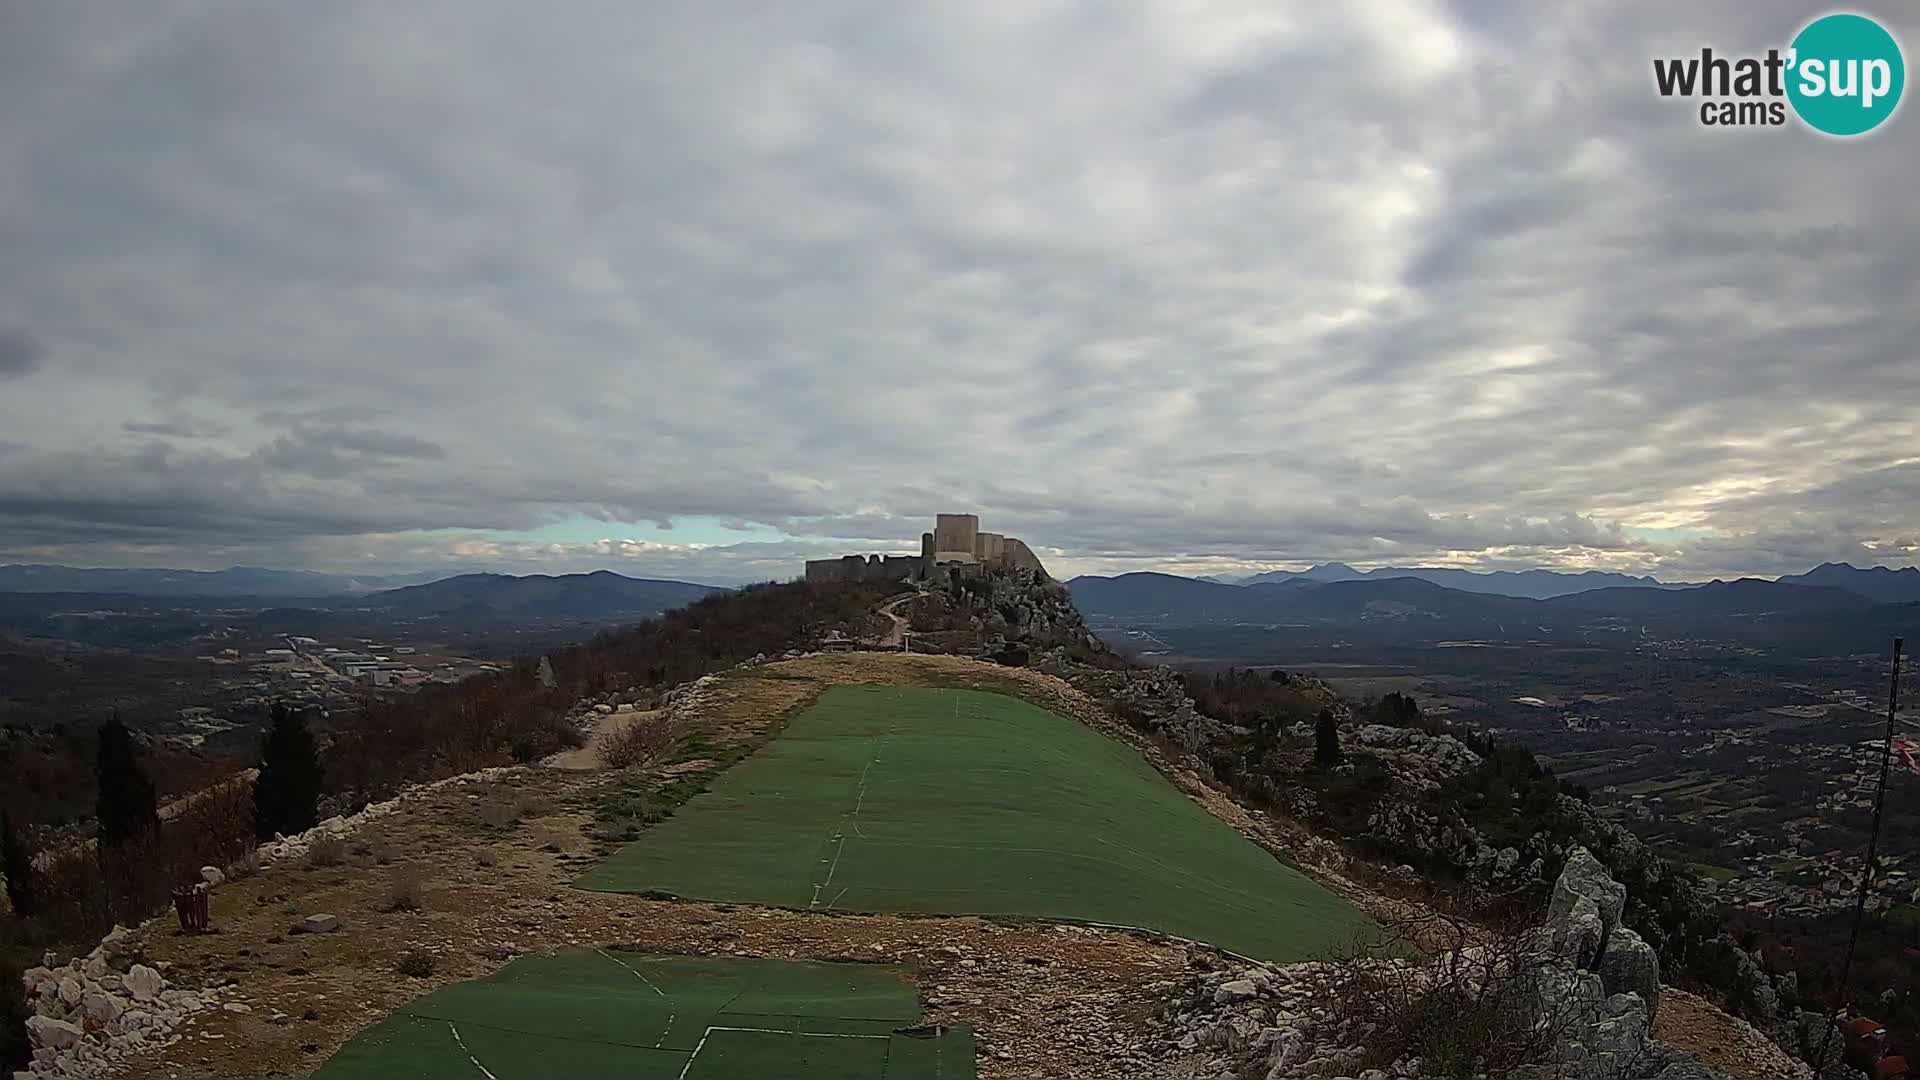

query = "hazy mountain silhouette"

[
  {"left": 1236, "top": 563, "right": 1678, "bottom": 599},
  {"left": 344, "top": 571, "right": 721, "bottom": 618},
  {"left": 1774, "top": 562, "right": 1920, "bottom": 604}
]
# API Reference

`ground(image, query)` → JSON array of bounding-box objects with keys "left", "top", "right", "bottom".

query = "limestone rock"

[
  {"left": 57, "top": 977, "right": 82, "bottom": 1007},
  {"left": 302, "top": 913, "right": 341, "bottom": 934},
  {"left": 1551, "top": 847, "right": 1626, "bottom": 932},
  {"left": 25, "top": 1016, "right": 83, "bottom": 1051},
  {"left": 1553, "top": 896, "right": 1606, "bottom": 969},
  {"left": 1213, "top": 978, "right": 1259, "bottom": 1004},
  {"left": 124, "top": 965, "right": 164, "bottom": 1002},
  {"left": 79, "top": 990, "right": 123, "bottom": 1024},
  {"left": 200, "top": 865, "right": 225, "bottom": 889},
  {"left": 1598, "top": 927, "right": 1662, "bottom": 1020}
]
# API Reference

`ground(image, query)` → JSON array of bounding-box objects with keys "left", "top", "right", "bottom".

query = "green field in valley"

[
  {"left": 314, "top": 952, "right": 972, "bottom": 1079},
  {"left": 578, "top": 685, "right": 1373, "bottom": 961}
]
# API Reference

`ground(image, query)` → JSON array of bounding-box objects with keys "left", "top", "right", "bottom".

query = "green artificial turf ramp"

[
  {"left": 313, "top": 951, "right": 973, "bottom": 1079},
  {"left": 578, "top": 685, "right": 1373, "bottom": 961}
]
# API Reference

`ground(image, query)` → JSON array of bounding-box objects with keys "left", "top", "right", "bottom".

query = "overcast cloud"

[{"left": 1, "top": 1, "right": 1915, "bottom": 584}]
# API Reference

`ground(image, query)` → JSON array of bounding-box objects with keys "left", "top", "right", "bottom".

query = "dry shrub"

[
  {"left": 395, "top": 948, "right": 436, "bottom": 978},
  {"left": 304, "top": 834, "right": 347, "bottom": 868},
  {"left": 475, "top": 848, "right": 497, "bottom": 868},
  {"left": 599, "top": 717, "right": 673, "bottom": 770},
  {"left": 380, "top": 869, "right": 424, "bottom": 913},
  {"left": 225, "top": 849, "right": 261, "bottom": 881},
  {"left": 1306, "top": 894, "right": 1622, "bottom": 1079},
  {"left": 514, "top": 794, "right": 554, "bottom": 820},
  {"left": 474, "top": 801, "right": 517, "bottom": 830}
]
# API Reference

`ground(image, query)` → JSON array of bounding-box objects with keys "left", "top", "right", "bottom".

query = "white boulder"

[
  {"left": 25, "top": 1016, "right": 83, "bottom": 1051},
  {"left": 124, "top": 965, "right": 164, "bottom": 1003}
]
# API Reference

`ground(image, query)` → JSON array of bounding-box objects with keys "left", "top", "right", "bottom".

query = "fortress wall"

[
  {"left": 1001, "top": 538, "right": 1048, "bottom": 577},
  {"left": 974, "top": 532, "right": 1006, "bottom": 561},
  {"left": 807, "top": 554, "right": 922, "bottom": 584}
]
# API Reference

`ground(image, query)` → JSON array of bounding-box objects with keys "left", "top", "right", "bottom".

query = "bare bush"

[
  {"left": 225, "top": 849, "right": 261, "bottom": 881},
  {"left": 395, "top": 948, "right": 436, "bottom": 978},
  {"left": 380, "top": 869, "right": 425, "bottom": 913},
  {"left": 1307, "top": 897, "right": 1615, "bottom": 1079},
  {"left": 474, "top": 801, "right": 517, "bottom": 830},
  {"left": 514, "top": 794, "right": 554, "bottom": 820},
  {"left": 475, "top": 848, "right": 497, "bottom": 868},
  {"left": 304, "top": 834, "right": 347, "bottom": 868},
  {"left": 599, "top": 717, "right": 673, "bottom": 769}
]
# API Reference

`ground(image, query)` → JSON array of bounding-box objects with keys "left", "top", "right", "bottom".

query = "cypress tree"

[
  {"left": 1313, "top": 707, "right": 1343, "bottom": 768},
  {"left": 1, "top": 810, "right": 32, "bottom": 917},
  {"left": 95, "top": 715, "right": 159, "bottom": 848},
  {"left": 254, "top": 702, "right": 324, "bottom": 840}
]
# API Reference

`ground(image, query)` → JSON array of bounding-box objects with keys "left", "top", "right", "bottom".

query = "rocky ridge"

[{"left": 1149, "top": 849, "right": 1772, "bottom": 1080}]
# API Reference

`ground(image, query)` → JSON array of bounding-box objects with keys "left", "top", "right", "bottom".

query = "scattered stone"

[{"left": 301, "top": 913, "right": 341, "bottom": 934}]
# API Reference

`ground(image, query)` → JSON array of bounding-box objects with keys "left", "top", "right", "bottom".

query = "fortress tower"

[{"left": 933, "top": 514, "right": 980, "bottom": 564}]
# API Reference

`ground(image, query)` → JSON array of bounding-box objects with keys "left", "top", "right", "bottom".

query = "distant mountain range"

[
  {"left": 1068, "top": 563, "right": 1915, "bottom": 630},
  {"left": 0, "top": 564, "right": 727, "bottom": 620},
  {"left": 0, "top": 564, "right": 441, "bottom": 597},
  {"left": 1230, "top": 562, "right": 1683, "bottom": 599},
  {"left": 1775, "top": 562, "right": 1920, "bottom": 605},
  {"left": 340, "top": 571, "right": 722, "bottom": 618}
]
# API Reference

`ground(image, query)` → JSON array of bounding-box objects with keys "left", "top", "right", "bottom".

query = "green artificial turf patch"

[
  {"left": 313, "top": 952, "right": 972, "bottom": 1080},
  {"left": 577, "top": 685, "right": 1373, "bottom": 961}
]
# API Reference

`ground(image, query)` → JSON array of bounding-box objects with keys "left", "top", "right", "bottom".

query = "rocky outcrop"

[
  {"left": 18, "top": 924, "right": 224, "bottom": 1078},
  {"left": 1148, "top": 850, "right": 1752, "bottom": 1080}
]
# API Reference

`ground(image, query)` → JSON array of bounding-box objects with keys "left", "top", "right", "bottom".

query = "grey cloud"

[
  {"left": 123, "top": 417, "right": 229, "bottom": 438},
  {"left": 0, "top": 326, "right": 43, "bottom": 378},
  {"left": 0, "top": 1, "right": 1914, "bottom": 582}
]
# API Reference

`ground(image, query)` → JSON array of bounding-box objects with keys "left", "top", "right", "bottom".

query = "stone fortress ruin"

[{"left": 804, "top": 513, "right": 1048, "bottom": 584}]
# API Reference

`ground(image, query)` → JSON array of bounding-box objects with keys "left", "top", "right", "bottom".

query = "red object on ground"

[
  {"left": 172, "top": 885, "right": 210, "bottom": 931},
  {"left": 1876, "top": 1056, "right": 1910, "bottom": 1080}
]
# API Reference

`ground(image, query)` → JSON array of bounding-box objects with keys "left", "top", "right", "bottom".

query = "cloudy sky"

[{"left": 2, "top": 1, "right": 1915, "bottom": 585}]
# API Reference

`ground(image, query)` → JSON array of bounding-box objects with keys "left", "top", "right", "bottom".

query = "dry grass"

[
  {"left": 599, "top": 717, "right": 673, "bottom": 769},
  {"left": 380, "top": 869, "right": 425, "bottom": 913},
  {"left": 474, "top": 800, "right": 518, "bottom": 830},
  {"left": 304, "top": 834, "right": 348, "bottom": 869}
]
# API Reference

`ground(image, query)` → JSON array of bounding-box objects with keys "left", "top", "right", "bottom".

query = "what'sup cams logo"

[{"left": 1654, "top": 12, "right": 1905, "bottom": 136}]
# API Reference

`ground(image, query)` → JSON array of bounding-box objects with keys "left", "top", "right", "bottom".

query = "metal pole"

[{"left": 1816, "top": 637, "right": 1904, "bottom": 1071}]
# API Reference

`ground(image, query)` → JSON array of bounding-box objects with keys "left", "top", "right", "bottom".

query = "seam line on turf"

[
  {"left": 447, "top": 1022, "right": 500, "bottom": 1080},
  {"left": 597, "top": 948, "right": 677, "bottom": 1048}
]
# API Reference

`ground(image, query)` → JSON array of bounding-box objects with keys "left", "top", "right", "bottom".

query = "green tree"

[
  {"left": 254, "top": 702, "right": 324, "bottom": 841},
  {"left": 1, "top": 811, "right": 32, "bottom": 917},
  {"left": 1372, "top": 691, "right": 1422, "bottom": 727},
  {"left": 1314, "top": 708, "right": 1343, "bottom": 768},
  {"left": 94, "top": 715, "right": 159, "bottom": 848},
  {"left": 2, "top": 948, "right": 28, "bottom": 1073}
]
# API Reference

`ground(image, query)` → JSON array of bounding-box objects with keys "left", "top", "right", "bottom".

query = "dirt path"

[
  {"left": 873, "top": 590, "right": 919, "bottom": 648},
  {"left": 545, "top": 708, "right": 661, "bottom": 770}
]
